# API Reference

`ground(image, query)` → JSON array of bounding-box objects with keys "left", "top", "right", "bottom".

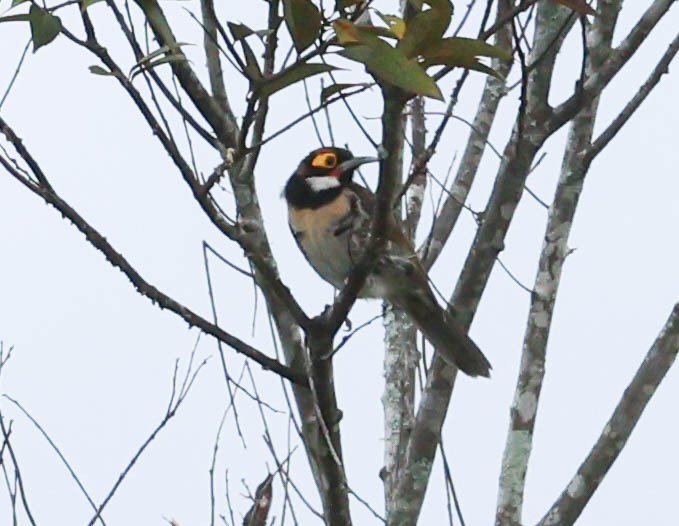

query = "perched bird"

[{"left": 284, "top": 147, "right": 491, "bottom": 377}]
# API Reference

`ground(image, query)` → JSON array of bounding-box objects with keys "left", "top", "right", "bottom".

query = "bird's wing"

[
  {"left": 347, "top": 183, "right": 413, "bottom": 248},
  {"left": 347, "top": 182, "right": 429, "bottom": 279}
]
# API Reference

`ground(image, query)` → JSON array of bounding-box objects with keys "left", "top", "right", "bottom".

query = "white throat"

[{"left": 306, "top": 175, "right": 340, "bottom": 192}]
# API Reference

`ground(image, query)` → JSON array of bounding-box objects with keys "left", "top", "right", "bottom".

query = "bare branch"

[
  {"left": 87, "top": 351, "right": 209, "bottom": 525},
  {"left": 133, "top": 0, "right": 239, "bottom": 147},
  {"left": 389, "top": 5, "right": 575, "bottom": 524},
  {"left": 495, "top": 2, "right": 648, "bottom": 521},
  {"left": 103, "top": 0, "right": 219, "bottom": 148},
  {"left": 550, "top": 0, "right": 676, "bottom": 129},
  {"left": 3, "top": 396, "right": 104, "bottom": 524},
  {"left": 420, "top": 0, "right": 514, "bottom": 269},
  {"left": 538, "top": 304, "right": 679, "bottom": 526},
  {"left": 0, "top": 39, "right": 30, "bottom": 111},
  {"left": 321, "top": 90, "right": 407, "bottom": 334},
  {"left": 0, "top": 417, "right": 36, "bottom": 526},
  {"left": 199, "top": 0, "right": 230, "bottom": 113},
  {"left": 480, "top": 0, "right": 539, "bottom": 41},
  {"left": 384, "top": 71, "right": 421, "bottom": 511},
  {"left": 586, "top": 31, "right": 679, "bottom": 163},
  {"left": 0, "top": 124, "right": 305, "bottom": 385},
  {"left": 29, "top": 21, "right": 315, "bottom": 337},
  {"left": 404, "top": 96, "right": 427, "bottom": 238}
]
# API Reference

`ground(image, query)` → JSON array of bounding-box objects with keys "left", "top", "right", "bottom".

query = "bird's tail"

[{"left": 391, "top": 289, "right": 491, "bottom": 377}]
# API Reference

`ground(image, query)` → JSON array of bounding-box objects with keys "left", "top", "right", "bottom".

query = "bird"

[{"left": 284, "top": 146, "right": 491, "bottom": 377}]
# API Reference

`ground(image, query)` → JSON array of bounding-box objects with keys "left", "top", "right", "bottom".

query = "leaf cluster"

[
  {"left": 0, "top": 0, "right": 595, "bottom": 101},
  {"left": 281, "top": 0, "right": 512, "bottom": 100}
]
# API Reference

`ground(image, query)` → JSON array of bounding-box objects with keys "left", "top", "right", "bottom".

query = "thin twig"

[
  {"left": 330, "top": 313, "right": 383, "bottom": 357},
  {"left": 585, "top": 31, "right": 679, "bottom": 163},
  {"left": 87, "top": 353, "right": 209, "bottom": 525},
  {"left": 0, "top": 39, "right": 30, "bottom": 111},
  {"left": 439, "top": 441, "right": 466, "bottom": 526},
  {"left": 0, "top": 122, "right": 305, "bottom": 384},
  {"left": 0, "top": 417, "right": 36, "bottom": 526},
  {"left": 3, "top": 396, "right": 105, "bottom": 525}
]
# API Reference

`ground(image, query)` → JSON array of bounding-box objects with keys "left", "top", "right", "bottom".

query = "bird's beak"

[{"left": 335, "top": 156, "right": 379, "bottom": 175}]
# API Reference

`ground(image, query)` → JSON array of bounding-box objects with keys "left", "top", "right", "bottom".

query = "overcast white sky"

[{"left": 1, "top": 1, "right": 678, "bottom": 525}]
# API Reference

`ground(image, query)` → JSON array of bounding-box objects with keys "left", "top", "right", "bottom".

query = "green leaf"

[
  {"left": 334, "top": 16, "right": 400, "bottom": 42},
  {"left": 134, "top": 43, "right": 189, "bottom": 67},
  {"left": 333, "top": 18, "right": 442, "bottom": 99},
  {"left": 228, "top": 23, "right": 273, "bottom": 42},
  {"left": 257, "top": 63, "right": 335, "bottom": 98},
  {"left": 129, "top": 43, "right": 191, "bottom": 78},
  {"left": 375, "top": 12, "right": 406, "bottom": 39},
  {"left": 341, "top": 41, "right": 442, "bottom": 100},
  {"left": 228, "top": 22, "right": 255, "bottom": 41},
  {"left": 352, "top": 25, "right": 401, "bottom": 40},
  {"left": 421, "top": 53, "right": 502, "bottom": 79},
  {"left": 456, "top": 58, "right": 503, "bottom": 79},
  {"left": 241, "top": 39, "right": 262, "bottom": 79},
  {"left": 334, "top": 18, "right": 362, "bottom": 44},
  {"left": 11, "top": 0, "right": 29, "bottom": 6},
  {"left": 398, "top": 0, "right": 453, "bottom": 58},
  {"left": 29, "top": 5, "right": 61, "bottom": 52},
  {"left": 320, "top": 82, "right": 369, "bottom": 103},
  {"left": 423, "top": 37, "right": 513, "bottom": 63},
  {"left": 89, "top": 65, "right": 114, "bottom": 76},
  {"left": 282, "top": 0, "right": 321, "bottom": 53},
  {"left": 0, "top": 14, "right": 31, "bottom": 22},
  {"left": 420, "top": 36, "right": 512, "bottom": 78},
  {"left": 254, "top": 29, "right": 275, "bottom": 40},
  {"left": 227, "top": 22, "right": 262, "bottom": 79}
]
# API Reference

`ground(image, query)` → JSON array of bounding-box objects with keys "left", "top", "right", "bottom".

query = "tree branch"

[
  {"left": 383, "top": 64, "right": 417, "bottom": 512},
  {"left": 199, "top": 0, "right": 230, "bottom": 114},
  {"left": 59, "top": 21, "right": 314, "bottom": 335},
  {"left": 389, "top": 6, "right": 575, "bottom": 524},
  {"left": 322, "top": 89, "right": 407, "bottom": 334},
  {"left": 102, "top": 0, "right": 218, "bottom": 148},
  {"left": 421, "top": 0, "right": 515, "bottom": 269},
  {"left": 538, "top": 303, "right": 679, "bottom": 526},
  {"left": 133, "top": 0, "right": 239, "bottom": 147},
  {"left": 586, "top": 30, "right": 679, "bottom": 163},
  {"left": 495, "top": 5, "right": 679, "bottom": 522},
  {"left": 550, "top": 0, "right": 676, "bottom": 130},
  {"left": 0, "top": 120, "right": 305, "bottom": 386},
  {"left": 300, "top": 88, "right": 408, "bottom": 526}
]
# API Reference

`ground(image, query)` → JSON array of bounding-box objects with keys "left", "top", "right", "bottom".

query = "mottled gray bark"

[
  {"left": 495, "top": 3, "right": 620, "bottom": 523},
  {"left": 538, "top": 304, "right": 679, "bottom": 526},
  {"left": 496, "top": 2, "right": 679, "bottom": 524}
]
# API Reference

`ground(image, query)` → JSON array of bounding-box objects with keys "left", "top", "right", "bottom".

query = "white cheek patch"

[{"left": 306, "top": 175, "right": 340, "bottom": 192}]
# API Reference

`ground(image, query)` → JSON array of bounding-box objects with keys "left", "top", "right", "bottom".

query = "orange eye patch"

[{"left": 311, "top": 152, "right": 338, "bottom": 169}]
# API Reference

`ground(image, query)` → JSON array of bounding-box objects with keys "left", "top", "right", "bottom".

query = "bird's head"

[
  {"left": 285, "top": 147, "right": 378, "bottom": 208},
  {"left": 296, "top": 147, "right": 378, "bottom": 191}
]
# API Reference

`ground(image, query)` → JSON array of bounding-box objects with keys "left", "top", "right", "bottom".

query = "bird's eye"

[{"left": 311, "top": 152, "right": 337, "bottom": 169}]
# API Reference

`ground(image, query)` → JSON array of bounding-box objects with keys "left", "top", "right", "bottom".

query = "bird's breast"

[
  {"left": 288, "top": 193, "right": 354, "bottom": 289},
  {"left": 287, "top": 191, "right": 386, "bottom": 298}
]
